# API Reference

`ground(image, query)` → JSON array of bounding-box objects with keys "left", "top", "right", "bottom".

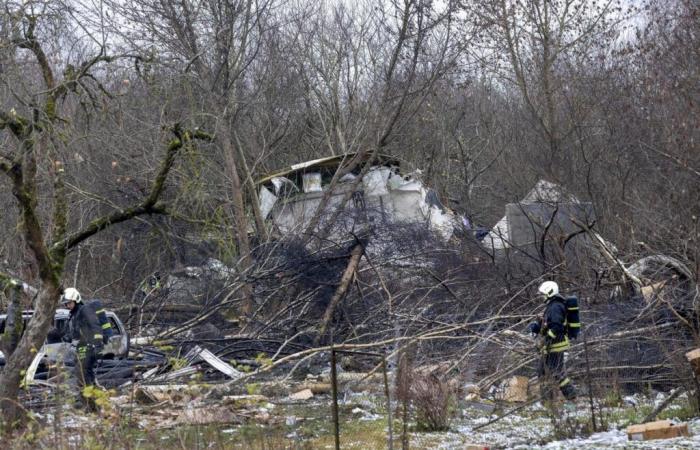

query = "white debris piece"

[
  {"left": 429, "top": 205, "right": 456, "bottom": 241},
  {"left": 302, "top": 172, "right": 322, "bottom": 192},
  {"left": 185, "top": 345, "right": 243, "bottom": 380},
  {"left": 270, "top": 176, "right": 298, "bottom": 195},
  {"left": 484, "top": 215, "right": 510, "bottom": 251},
  {"left": 289, "top": 389, "right": 314, "bottom": 400},
  {"left": 362, "top": 166, "right": 391, "bottom": 196},
  {"left": 339, "top": 173, "right": 357, "bottom": 183},
  {"left": 483, "top": 179, "right": 564, "bottom": 252},
  {"left": 148, "top": 366, "right": 200, "bottom": 383},
  {"left": 482, "top": 179, "right": 612, "bottom": 254},
  {"left": 259, "top": 185, "right": 278, "bottom": 220},
  {"left": 23, "top": 350, "right": 47, "bottom": 387}
]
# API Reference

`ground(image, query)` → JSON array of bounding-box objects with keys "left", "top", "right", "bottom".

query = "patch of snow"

[
  {"left": 359, "top": 413, "right": 382, "bottom": 421},
  {"left": 623, "top": 395, "right": 638, "bottom": 407}
]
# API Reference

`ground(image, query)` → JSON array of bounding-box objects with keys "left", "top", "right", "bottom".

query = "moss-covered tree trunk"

[
  {"left": 0, "top": 127, "right": 205, "bottom": 431},
  {"left": 0, "top": 281, "right": 23, "bottom": 356},
  {"left": 0, "top": 9, "right": 214, "bottom": 433},
  {"left": 0, "top": 285, "right": 61, "bottom": 427}
]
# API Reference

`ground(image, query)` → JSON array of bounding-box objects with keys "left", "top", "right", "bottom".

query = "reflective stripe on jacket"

[{"left": 85, "top": 299, "right": 113, "bottom": 343}]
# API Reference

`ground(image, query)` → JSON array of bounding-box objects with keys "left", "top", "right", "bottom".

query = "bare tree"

[
  {"left": 107, "top": 0, "right": 285, "bottom": 315},
  {"left": 0, "top": 3, "right": 210, "bottom": 427},
  {"left": 465, "top": 0, "right": 632, "bottom": 182},
  {"left": 291, "top": 0, "right": 463, "bottom": 237}
]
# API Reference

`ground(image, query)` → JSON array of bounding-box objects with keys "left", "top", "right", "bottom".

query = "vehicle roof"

[
  {"left": 256, "top": 152, "right": 400, "bottom": 186},
  {"left": 0, "top": 308, "right": 114, "bottom": 320}
]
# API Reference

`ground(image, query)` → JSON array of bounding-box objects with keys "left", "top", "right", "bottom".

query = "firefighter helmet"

[
  {"left": 61, "top": 287, "right": 82, "bottom": 304},
  {"left": 538, "top": 281, "right": 559, "bottom": 299}
]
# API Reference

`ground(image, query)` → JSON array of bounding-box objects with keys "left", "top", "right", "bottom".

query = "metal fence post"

[
  {"left": 331, "top": 347, "right": 340, "bottom": 450},
  {"left": 382, "top": 354, "right": 394, "bottom": 450}
]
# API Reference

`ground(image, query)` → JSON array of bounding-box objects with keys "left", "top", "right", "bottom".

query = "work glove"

[{"left": 528, "top": 321, "right": 541, "bottom": 335}]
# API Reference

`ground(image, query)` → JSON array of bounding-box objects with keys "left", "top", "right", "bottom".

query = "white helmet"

[
  {"left": 538, "top": 281, "right": 559, "bottom": 299},
  {"left": 61, "top": 287, "right": 82, "bottom": 304}
]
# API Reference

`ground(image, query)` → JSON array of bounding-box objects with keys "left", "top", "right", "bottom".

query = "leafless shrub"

[{"left": 409, "top": 372, "right": 458, "bottom": 432}]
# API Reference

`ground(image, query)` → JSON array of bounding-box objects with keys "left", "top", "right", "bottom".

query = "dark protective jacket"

[
  {"left": 67, "top": 302, "right": 104, "bottom": 349},
  {"left": 541, "top": 295, "right": 570, "bottom": 353},
  {"left": 84, "top": 299, "right": 114, "bottom": 344}
]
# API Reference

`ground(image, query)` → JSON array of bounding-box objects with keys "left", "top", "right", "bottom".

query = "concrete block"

[{"left": 505, "top": 202, "right": 594, "bottom": 248}]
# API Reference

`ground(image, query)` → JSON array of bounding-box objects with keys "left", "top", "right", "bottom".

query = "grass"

[
  {"left": 4, "top": 395, "right": 466, "bottom": 450},
  {"left": 4, "top": 389, "right": 698, "bottom": 449},
  {"left": 600, "top": 396, "right": 698, "bottom": 429}
]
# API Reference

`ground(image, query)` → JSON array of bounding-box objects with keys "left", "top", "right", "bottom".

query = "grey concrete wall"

[{"left": 506, "top": 202, "right": 595, "bottom": 248}]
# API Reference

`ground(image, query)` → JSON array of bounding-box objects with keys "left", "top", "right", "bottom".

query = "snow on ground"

[
  {"left": 540, "top": 419, "right": 700, "bottom": 450},
  {"left": 446, "top": 398, "right": 700, "bottom": 449},
  {"left": 459, "top": 407, "right": 554, "bottom": 448}
]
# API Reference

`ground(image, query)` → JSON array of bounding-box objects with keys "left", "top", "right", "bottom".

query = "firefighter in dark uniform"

[
  {"left": 85, "top": 298, "right": 114, "bottom": 344},
  {"left": 529, "top": 281, "right": 577, "bottom": 402},
  {"left": 60, "top": 288, "right": 104, "bottom": 397}
]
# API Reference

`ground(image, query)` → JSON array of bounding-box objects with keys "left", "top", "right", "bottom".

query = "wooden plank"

[
  {"left": 290, "top": 389, "right": 314, "bottom": 400},
  {"left": 299, "top": 382, "right": 332, "bottom": 394},
  {"left": 643, "top": 423, "right": 688, "bottom": 440},
  {"left": 685, "top": 348, "right": 700, "bottom": 361},
  {"left": 627, "top": 419, "right": 672, "bottom": 434},
  {"left": 627, "top": 420, "right": 690, "bottom": 441},
  {"left": 685, "top": 348, "right": 700, "bottom": 376}
]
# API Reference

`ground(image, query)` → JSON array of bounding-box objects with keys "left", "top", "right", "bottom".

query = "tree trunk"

[
  {"left": 0, "top": 371, "right": 22, "bottom": 428},
  {"left": 233, "top": 132, "right": 268, "bottom": 241},
  {"left": 315, "top": 242, "right": 364, "bottom": 344},
  {"left": 0, "top": 285, "right": 61, "bottom": 427},
  {"left": 221, "top": 130, "right": 254, "bottom": 316},
  {"left": 0, "top": 283, "right": 22, "bottom": 356}
]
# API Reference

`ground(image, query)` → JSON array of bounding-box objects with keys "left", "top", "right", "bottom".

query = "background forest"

[
  {"left": 0, "top": 0, "right": 698, "bottom": 439},
  {"left": 1, "top": 0, "right": 697, "bottom": 294}
]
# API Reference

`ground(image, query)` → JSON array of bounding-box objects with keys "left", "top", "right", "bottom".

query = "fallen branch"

[
  {"left": 641, "top": 387, "right": 685, "bottom": 423},
  {"left": 316, "top": 241, "right": 365, "bottom": 344},
  {"left": 571, "top": 217, "right": 643, "bottom": 287}
]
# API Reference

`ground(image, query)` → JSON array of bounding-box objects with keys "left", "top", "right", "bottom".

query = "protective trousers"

[
  {"left": 538, "top": 352, "right": 576, "bottom": 401},
  {"left": 76, "top": 344, "right": 98, "bottom": 388}
]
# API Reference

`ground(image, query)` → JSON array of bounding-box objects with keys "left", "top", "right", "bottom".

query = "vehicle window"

[
  {"left": 54, "top": 318, "right": 69, "bottom": 334},
  {"left": 109, "top": 317, "right": 121, "bottom": 335}
]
